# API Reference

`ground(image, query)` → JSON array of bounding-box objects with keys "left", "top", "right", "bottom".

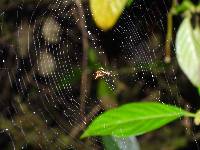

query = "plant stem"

[
  {"left": 165, "top": 11, "right": 173, "bottom": 63},
  {"left": 185, "top": 112, "right": 196, "bottom": 118},
  {"left": 164, "top": 0, "right": 179, "bottom": 63},
  {"left": 75, "top": 0, "right": 89, "bottom": 120}
]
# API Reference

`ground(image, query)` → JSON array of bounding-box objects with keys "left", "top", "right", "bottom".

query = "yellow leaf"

[{"left": 90, "top": 0, "right": 128, "bottom": 31}]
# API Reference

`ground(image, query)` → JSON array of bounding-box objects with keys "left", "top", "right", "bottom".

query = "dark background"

[{"left": 0, "top": 0, "right": 200, "bottom": 149}]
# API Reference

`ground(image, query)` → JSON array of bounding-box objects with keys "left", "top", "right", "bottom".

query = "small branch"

[{"left": 75, "top": 0, "right": 89, "bottom": 120}]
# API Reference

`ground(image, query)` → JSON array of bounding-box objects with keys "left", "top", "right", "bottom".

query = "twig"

[{"left": 74, "top": 0, "right": 89, "bottom": 120}]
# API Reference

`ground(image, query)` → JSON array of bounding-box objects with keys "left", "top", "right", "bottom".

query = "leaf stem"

[{"left": 184, "top": 112, "right": 196, "bottom": 118}]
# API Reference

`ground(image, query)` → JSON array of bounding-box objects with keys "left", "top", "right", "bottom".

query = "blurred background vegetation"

[{"left": 0, "top": 0, "right": 200, "bottom": 149}]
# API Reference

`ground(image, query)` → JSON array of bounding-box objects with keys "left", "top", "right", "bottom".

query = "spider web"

[{"left": 0, "top": 0, "right": 199, "bottom": 149}]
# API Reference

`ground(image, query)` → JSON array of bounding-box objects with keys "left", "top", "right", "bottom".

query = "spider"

[{"left": 94, "top": 67, "right": 111, "bottom": 79}]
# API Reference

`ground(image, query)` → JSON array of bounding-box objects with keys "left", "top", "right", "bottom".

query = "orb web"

[{"left": 0, "top": 0, "right": 199, "bottom": 149}]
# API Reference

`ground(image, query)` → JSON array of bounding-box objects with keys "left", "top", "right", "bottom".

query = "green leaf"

[
  {"left": 98, "top": 79, "right": 117, "bottom": 109},
  {"left": 88, "top": 48, "right": 97, "bottom": 64},
  {"left": 126, "top": 0, "right": 134, "bottom": 7},
  {"left": 81, "top": 102, "right": 194, "bottom": 138},
  {"left": 194, "top": 109, "right": 200, "bottom": 125},
  {"left": 103, "top": 136, "right": 120, "bottom": 150},
  {"left": 198, "top": 87, "right": 200, "bottom": 95},
  {"left": 90, "top": 0, "right": 128, "bottom": 31},
  {"left": 103, "top": 136, "right": 140, "bottom": 150},
  {"left": 176, "top": 17, "right": 200, "bottom": 87},
  {"left": 98, "top": 79, "right": 115, "bottom": 98},
  {"left": 88, "top": 48, "right": 101, "bottom": 70},
  {"left": 173, "top": 0, "right": 195, "bottom": 14}
]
